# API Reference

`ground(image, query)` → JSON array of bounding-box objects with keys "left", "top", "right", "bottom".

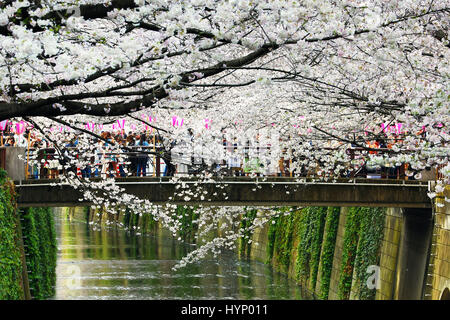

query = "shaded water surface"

[{"left": 53, "top": 213, "right": 311, "bottom": 300}]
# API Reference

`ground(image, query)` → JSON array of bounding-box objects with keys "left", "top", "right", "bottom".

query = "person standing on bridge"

[
  {"left": 126, "top": 134, "right": 137, "bottom": 176},
  {"left": 136, "top": 133, "right": 149, "bottom": 177}
]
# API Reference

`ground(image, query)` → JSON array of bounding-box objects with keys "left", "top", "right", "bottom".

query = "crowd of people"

[{"left": 0, "top": 126, "right": 430, "bottom": 181}]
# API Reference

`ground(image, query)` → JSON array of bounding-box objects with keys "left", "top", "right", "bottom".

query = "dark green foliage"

[
  {"left": 295, "top": 208, "right": 312, "bottom": 284},
  {"left": 123, "top": 207, "right": 132, "bottom": 228},
  {"left": 0, "top": 170, "right": 24, "bottom": 300},
  {"left": 319, "top": 207, "right": 340, "bottom": 300},
  {"left": 295, "top": 207, "right": 327, "bottom": 289},
  {"left": 20, "top": 208, "right": 43, "bottom": 298},
  {"left": 265, "top": 207, "right": 298, "bottom": 271},
  {"left": 83, "top": 206, "right": 90, "bottom": 223},
  {"left": 337, "top": 207, "right": 386, "bottom": 300},
  {"left": 140, "top": 212, "right": 157, "bottom": 234},
  {"left": 338, "top": 207, "right": 363, "bottom": 299},
  {"left": 131, "top": 209, "right": 140, "bottom": 228},
  {"left": 44, "top": 208, "right": 57, "bottom": 297},
  {"left": 274, "top": 210, "right": 296, "bottom": 269},
  {"left": 309, "top": 207, "right": 327, "bottom": 290},
  {"left": 177, "top": 205, "right": 199, "bottom": 242},
  {"left": 20, "top": 207, "right": 57, "bottom": 300},
  {"left": 353, "top": 207, "right": 385, "bottom": 300},
  {"left": 239, "top": 208, "right": 257, "bottom": 257},
  {"left": 266, "top": 215, "right": 279, "bottom": 262}
]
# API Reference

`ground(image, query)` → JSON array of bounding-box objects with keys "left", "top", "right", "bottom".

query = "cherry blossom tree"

[{"left": 0, "top": 0, "right": 448, "bottom": 268}]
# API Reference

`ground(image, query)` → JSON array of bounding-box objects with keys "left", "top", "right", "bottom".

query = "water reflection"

[{"left": 54, "top": 213, "right": 310, "bottom": 300}]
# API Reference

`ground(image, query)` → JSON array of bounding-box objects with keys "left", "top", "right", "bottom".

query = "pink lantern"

[
  {"left": 117, "top": 119, "right": 125, "bottom": 130},
  {"left": 85, "top": 122, "right": 95, "bottom": 131},
  {"left": 0, "top": 120, "right": 8, "bottom": 131},
  {"left": 15, "top": 121, "right": 26, "bottom": 135},
  {"left": 381, "top": 122, "right": 404, "bottom": 134},
  {"left": 172, "top": 116, "right": 184, "bottom": 128},
  {"left": 142, "top": 115, "right": 155, "bottom": 132},
  {"left": 204, "top": 118, "right": 211, "bottom": 129}
]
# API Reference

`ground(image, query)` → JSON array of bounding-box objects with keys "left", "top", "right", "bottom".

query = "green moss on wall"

[
  {"left": 123, "top": 207, "right": 132, "bottom": 228},
  {"left": 266, "top": 214, "right": 279, "bottom": 262},
  {"left": 337, "top": 207, "right": 385, "bottom": 300},
  {"left": 83, "top": 206, "right": 90, "bottom": 223},
  {"left": 19, "top": 208, "right": 42, "bottom": 298},
  {"left": 0, "top": 169, "right": 24, "bottom": 300},
  {"left": 20, "top": 207, "right": 57, "bottom": 300},
  {"left": 274, "top": 209, "right": 297, "bottom": 270},
  {"left": 295, "top": 207, "right": 327, "bottom": 290},
  {"left": 140, "top": 211, "right": 157, "bottom": 234},
  {"left": 318, "top": 207, "right": 340, "bottom": 300},
  {"left": 265, "top": 207, "right": 299, "bottom": 272},
  {"left": 338, "top": 207, "right": 362, "bottom": 299},
  {"left": 295, "top": 208, "right": 311, "bottom": 285},
  {"left": 177, "top": 205, "right": 199, "bottom": 242},
  {"left": 353, "top": 207, "right": 385, "bottom": 300},
  {"left": 239, "top": 208, "right": 257, "bottom": 257},
  {"left": 309, "top": 207, "right": 327, "bottom": 290}
]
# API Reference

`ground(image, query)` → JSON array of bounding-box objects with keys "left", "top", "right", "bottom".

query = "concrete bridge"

[{"left": 14, "top": 176, "right": 432, "bottom": 208}]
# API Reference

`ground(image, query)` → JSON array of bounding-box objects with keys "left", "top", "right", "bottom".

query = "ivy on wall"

[
  {"left": 239, "top": 208, "right": 258, "bottom": 257},
  {"left": 295, "top": 208, "right": 312, "bottom": 285},
  {"left": 353, "top": 207, "right": 386, "bottom": 300},
  {"left": 0, "top": 169, "right": 24, "bottom": 300},
  {"left": 177, "top": 205, "right": 199, "bottom": 242},
  {"left": 20, "top": 207, "right": 57, "bottom": 300},
  {"left": 20, "top": 208, "right": 43, "bottom": 298},
  {"left": 139, "top": 211, "right": 157, "bottom": 234},
  {"left": 318, "top": 207, "right": 340, "bottom": 300},
  {"left": 123, "top": 207, "right": 132, "bottom": 228},
  {"left": 83, "top": 206, "right": 90, "bottom": 223},
  {"left": 336, "top": 207, "right": 386, "bottom": 300},
  {"left": 265, "top": 207, "right": 298, "bottom": 271},
  {"left": 266, "top": 214, "right": 279, "bottom": 262},
  {"left": 338, "top": 207, "right": 362, "bottom": 300},
  {"left": 277, "top": 209, "right": 297, "bottom": 270},
  {"left": 309, "top": 207, "right": 327, "bottom": 291},
  {"left": 295, "top": 207, "right": 327, "bottom": 290}
]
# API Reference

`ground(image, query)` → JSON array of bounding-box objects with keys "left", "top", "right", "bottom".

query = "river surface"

[{"left": 53, "top": 213, "right": 311, "bottom": 300}]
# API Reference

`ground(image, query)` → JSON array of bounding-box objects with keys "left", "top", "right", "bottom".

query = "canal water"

[{"left": 53, "top": 212, "right": 311, "bottom": 300}]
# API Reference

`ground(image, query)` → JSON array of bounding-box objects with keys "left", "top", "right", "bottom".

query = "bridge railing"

[{"left": 16, "top": 145, "right": 432, "bottom": 181}]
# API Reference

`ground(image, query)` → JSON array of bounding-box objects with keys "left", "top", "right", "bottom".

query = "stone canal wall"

[
  {"left": 376, "top": 208, "right": 403, "bottom": 300},
  {"left": 424, "top": 185, "right": 450, "bottom": 300},
  {"left": 66, "top": 196, "right": 447, "bottom": 300},
  {"left": 245, "top": 207, "right": 389, "bottom": 300}
]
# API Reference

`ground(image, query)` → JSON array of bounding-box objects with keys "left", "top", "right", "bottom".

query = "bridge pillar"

[{"left": 394, "top": 207, "right": 433, "bottom": 300}]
